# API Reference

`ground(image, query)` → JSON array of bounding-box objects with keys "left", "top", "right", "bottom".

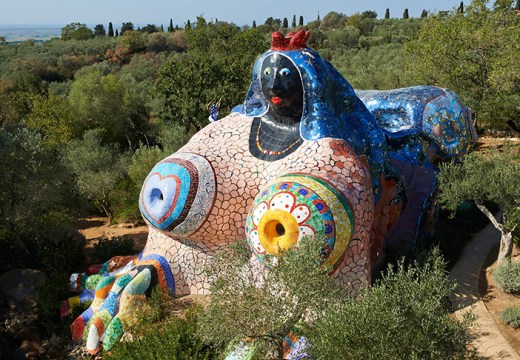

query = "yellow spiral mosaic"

[
  {"left": 257, "top": 209, "right": 300, "bottom": 255},
  {"left": 265, "top": 174, "right": 354, "bottom": 269}
]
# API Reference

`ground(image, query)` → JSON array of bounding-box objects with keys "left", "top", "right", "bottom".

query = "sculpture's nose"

[
  {"left": 267, "top": 74, "right": 282, "bottom": 91},
  {"left": 139, "top": 153, "right": 216, "bottom": 235}
]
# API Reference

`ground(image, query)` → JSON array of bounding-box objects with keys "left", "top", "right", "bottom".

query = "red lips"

[{"left": 271, "top": 97, "right": 282, "bottom": 105}]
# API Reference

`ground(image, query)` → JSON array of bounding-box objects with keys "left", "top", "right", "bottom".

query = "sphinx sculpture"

[{"left": 63, "top": 30, "right": 476, "bottom": 353}]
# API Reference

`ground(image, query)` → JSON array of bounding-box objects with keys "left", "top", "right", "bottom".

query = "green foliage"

[
  {"left": 39, "top": 223, "right": 86, "bottom": 274},
  {"left": 319, "top": 11, "right": 347, "bottom": 31},
  {"left": 157, "top": 121, "right": 191, "bottom": 153},
  {"left": 120, "top": 30, "right": 147, "bottom": 53},
  {"left": 61, "top": 23, "right": 94, "bottom": 41},
  {"left": 0, "top": 123, "right": 77, "bottom": 241},
  {"left": 121, "top": 22, "right": 135, "bottom": 34},
  {"left": 68, "top": 69, "right": 150, "bottom": 148},
  {"left": 493, "top": 259, "right": 520, "bottom": 294},
  {"left": 94, "top": 24, "right": 106, "bottom": 37},
  {"left": 0, "top": 86, "right": 36, "bottom": 125},
  {"left": 405, "top": 1, "right": 520, "bottom": 129},
  {"left": 36, "top": 273, "right": 90, "bottom": 336},
  {"left": 500, "top": 306, "right": 520, "bottom": 328},
  {"left": 108, "top": 176, "right": 142, "bottom": 223},
  {"left": 108, "top": 292, "right": 218, "bottom": 360},
  {"left": 36, "top": 274, "right": 72, "bottom": 334},
  {"left": 25, "top": 94, "right": 74, "bottom": 150},
  {"left": 308, "top": 249, "right": 475, "bottom": 360},
  {"left": 128, "top": 146, "right": 167, "bottom": 187},
  {"left": 199, "top": 236, "right": 341, "bottom": 358},
  {"left": 331, "top": 43, "right": 412, "bottom": 89},
  {"left": 91, "top": 236, "right": 135, "bottom": 264},
  {"left": 438, "top": 148, "right": 520, "bottom": 231},
  {"left": 63, "top": 129, "right": 129, "bottom": 221},
  {"left": 156, "top": 19, "right": 267, "bottom": 131}
]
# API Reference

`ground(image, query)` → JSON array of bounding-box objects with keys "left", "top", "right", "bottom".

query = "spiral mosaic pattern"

[
  {"left": 246, "top": 174, "right": 354, "bottom": 270},
  {"left": 422, "top": 95, "right": 470, "bottom": 156},
  {"left": 139, "top": 152, "right": 216, "bottom": 236}
]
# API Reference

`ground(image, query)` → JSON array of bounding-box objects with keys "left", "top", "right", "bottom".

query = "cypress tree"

[
  {"left": 292, "top": 15, "right": 296, "bottom": 28},
  {"left": 299, "top": 15, "right": 304, "bottom": 26},
  {"left": 385, "top": 8, "right": 390, "bottom": 19},
  {"left": 253, "top": 20, "right": 257, "bottom": 28},
  {"left": 403, "top": 8, "right": 409, "bottom": 19},
  {"left": 283, "top": 17, "right": 288, "bottom": 28},
  {"left": 186, "top": 19, "right": 191, "bottom": 29},
  {"left": 168, "top": 18, "right": 174, "bottom": 32},
  {"left": 115, "top": 29, "right": 119, "bottom": 37},
  {"left": 317, "top": 12, "right": 320, "bottom": 21},
  {"left": 421, "top": 10, "right": 428, "bottom": 18},
  {"left": 160, "top": 24, "right": 164, "bottom": 32},
  {"left": 458, "top": 1, "right": 464, "bottom": 14},
  {"left": 516, "top": 0, "right": 520, "bottom": 10},
  {"left": 108, "top": 22, "right": 114, "bottom": 37},
  {"left": 175, "top": 25, "right": 179, "bottom": 30}
]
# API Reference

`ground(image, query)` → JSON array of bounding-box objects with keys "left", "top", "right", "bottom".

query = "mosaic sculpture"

[{"left": 63, "top": 30, "right": 477, "bottom": 354}]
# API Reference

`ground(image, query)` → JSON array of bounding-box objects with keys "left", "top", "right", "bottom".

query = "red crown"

[{"left": 271, "top": 29, "right": 310, "bottom": 51}]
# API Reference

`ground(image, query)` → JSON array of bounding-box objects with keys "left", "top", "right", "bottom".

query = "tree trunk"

[
  {"left": 474, "top": 201, "right": 512, "bottom": 263},
  {"left": 498, "top": 231, "right": 513, "bottom": 262},
  {"left": 100, "top": 202, "right": 113, "bottom": 224}
]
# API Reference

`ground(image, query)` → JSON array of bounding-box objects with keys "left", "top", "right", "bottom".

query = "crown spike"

[{"left": 271, "top": 29, "right": 309, "bottom": 51}]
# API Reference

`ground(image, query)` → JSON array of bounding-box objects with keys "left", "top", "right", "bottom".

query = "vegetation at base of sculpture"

[
  {"left": 109, "top": 245, "right": 475, "bottom": 359},
  {"left": 59, "top": 29, "right": 478, "bottom": 355}
]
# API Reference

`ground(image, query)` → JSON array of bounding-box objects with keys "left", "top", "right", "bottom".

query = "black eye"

[
  {"left": 264, "top": 67, "right": 271, "bottom": 75},
  {"left": 279, "top": 68, "right": 290, "bottom": 77}
]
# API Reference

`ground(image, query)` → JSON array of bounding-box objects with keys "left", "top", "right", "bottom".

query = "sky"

[{"left": 0, "top": 0, "right": 464, "bottom": 27}]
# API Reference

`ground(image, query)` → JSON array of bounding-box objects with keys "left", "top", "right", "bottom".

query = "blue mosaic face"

[{"left": 260, "top": 53, "right": 303, "bottom": 120}]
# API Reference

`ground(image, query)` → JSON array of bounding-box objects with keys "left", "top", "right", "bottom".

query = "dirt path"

[
  {"left": 76, "top": 217, "right": 148, "bottom": 253},
  {"left": 450, "top": 221, "right": 520, "bottom": 359}
]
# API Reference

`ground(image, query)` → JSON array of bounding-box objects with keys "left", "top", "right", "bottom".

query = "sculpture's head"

[
  {"left": 260, "top": 52, "right": 303, "bottom": 121},
  {"left": 236, "top": 30, "right": 361, "bottom": 142}
]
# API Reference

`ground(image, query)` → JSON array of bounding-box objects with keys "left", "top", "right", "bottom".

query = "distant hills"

[{"left": 0, "top": 26, "right": 62, "bottom": 42}]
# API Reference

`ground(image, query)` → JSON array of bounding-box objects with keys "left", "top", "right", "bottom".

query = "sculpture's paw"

[
  {"left": 65, "top": 254, "right": 175, "bottom": 354},
  {"left": 60, "top": 255, "right": 137, "bottom": 318}
]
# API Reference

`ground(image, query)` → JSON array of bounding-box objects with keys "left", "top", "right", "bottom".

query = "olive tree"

[
  {"left": 405, "top": 1, "right": 520, "bottom": 130},
  {"left": 63, "top": 129, "right": 128, "bottom": 222},
  {"left": 156, "top": 19, "right": 267, "bottom": 132},
  {"left": 438, "top": 147, "right": 520, "bottom": 262}
]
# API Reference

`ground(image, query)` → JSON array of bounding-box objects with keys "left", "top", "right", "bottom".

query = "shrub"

[
  {"left": 500, "top": 306, "right": 520, "bottom": 328},
  {"left": 109, "top": 176, "right": 141, "bottom": 223},
  {"left": 39, "top": 224, "right": 86, "bottom": 274},
  {"left": 36, "top": 274, "right": 89, "bottom": 336},
  {"left": 199, "top": 236, "right": 342, "bottom": 359},
  {"left": 90, "top": 236, "right": 135, "bottom": 264},
  {"left": 108, "top": 289, "right": 218, "bottom": 360},
  {"left": 493, "top": 260, "right": 520, "bottom": 294},
  {"left": 307, "top": 249, "right": 475, "bottom": 360}
]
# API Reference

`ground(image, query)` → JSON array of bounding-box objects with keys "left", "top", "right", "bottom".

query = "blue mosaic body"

[{"left": 356, "top": 86, "right": 477, "bottom": 168}]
